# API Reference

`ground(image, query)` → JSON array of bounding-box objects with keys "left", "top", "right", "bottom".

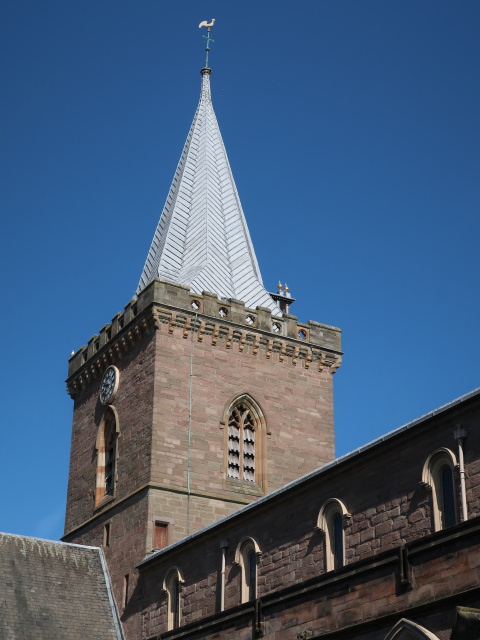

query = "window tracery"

[{"left": 228, "top": 403, "right": 256, "bottom": 481}]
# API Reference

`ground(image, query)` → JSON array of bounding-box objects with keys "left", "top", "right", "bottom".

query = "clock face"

[{"left": 100, "top": 366, "right": 119, "bottom": 405}]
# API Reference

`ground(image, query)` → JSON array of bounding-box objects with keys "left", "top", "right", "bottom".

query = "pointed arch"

[
  {"left": 223, "top": 393, "right": 267, "bottom": 491},
  {"left": 234, "top": 537, "right": 262, "bottom": 603},
  {"left": 317, "top": 498, "right": 350, "bottom": 572},
  {"left": 94, "top": 406, "right": 120, "bottom": 507},
  {"left": 384, "top": 618, "right": 441, "bottom": 640},
  {"left": 163, "top": 567, "right": 184, "bottom": 630},
  {"left": 421, "top": 448, "right": 458, "bottom": 531}
]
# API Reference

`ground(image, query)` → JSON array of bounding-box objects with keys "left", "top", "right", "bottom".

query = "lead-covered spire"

[{"left": 136, "top": 68, "right": 280, "bottom": 315}]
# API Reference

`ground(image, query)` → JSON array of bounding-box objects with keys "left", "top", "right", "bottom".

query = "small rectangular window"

[
  {"left": 154, "top": 522, "right": 168, "bottom": 550},
  {"left": 103, "top": 523, "right": 111, "bottom": 547}
]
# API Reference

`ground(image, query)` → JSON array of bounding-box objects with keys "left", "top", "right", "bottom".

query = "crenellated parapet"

[{"left": 66, "top": 279, "right": 342, "bottom": 398}]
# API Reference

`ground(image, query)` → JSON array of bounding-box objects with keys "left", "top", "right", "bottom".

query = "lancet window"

[
  {"left": 235, "top": 537, "right": 261, "bottom": 603},
  {"left": 95, "top": 407, "right": 119, "bottom": 507},
  {"left": 422, "top": 448, "right": 458, "bottom": 531},
  {"left": 228, "top": 403, "right": 256, "bottom": 482},
  {"left": 317, "top": 499, "right": 350, "bottom": 572},
  {"left": 163, "top": 567, "right": 184, "bottom": 630}
]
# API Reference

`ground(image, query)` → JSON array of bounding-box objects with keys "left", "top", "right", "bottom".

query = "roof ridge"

[{"left": 0, "top": 530, "right": 100, "bottom": 550}]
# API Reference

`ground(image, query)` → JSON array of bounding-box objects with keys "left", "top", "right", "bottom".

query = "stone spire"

[{"left": 136, "top": 68, "right": 280, "bottom": 315}]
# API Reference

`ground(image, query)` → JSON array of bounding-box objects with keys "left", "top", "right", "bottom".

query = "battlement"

[{"left": 66, "top": 279, "right": 342, "bottom": 396}]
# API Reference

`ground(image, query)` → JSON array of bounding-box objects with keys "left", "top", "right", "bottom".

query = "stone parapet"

[{"left": 66, "top": 280, "right": 342, "bottom": 397}]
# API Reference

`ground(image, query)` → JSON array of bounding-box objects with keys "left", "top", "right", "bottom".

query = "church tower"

[{"left": 63, "top": 41, "right": 341, "bottom": 635}]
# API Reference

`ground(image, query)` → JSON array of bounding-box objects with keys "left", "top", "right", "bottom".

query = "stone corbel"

[
  {"left": 142, "top": 315, "right": 152, "bottom": 333},
  {"left": 266, "top": 339, "right": 273, "bottom": 359},
  {"left": 168, "top": 313, "right": 177, "bottom": 334},
  {"left": 238, "top": 332, "right": 246, "bottom": 352},
  {"left": 342, "top": 512, "right": 352, "bottom": 527},
  {"left": 212, "top": 323, "right": 220, "bottom": 345},
  {"left": 66, "top": 383, "right": 77, "bottom": 398},
  {"left": 305, "top": 347, "right": 313, "bottom": 369},
  {"left": 317, "top": 352, "right": 326, "bottom": 371},
  {"left": 183, "top": 317, "right": 192, "bottom": 339},
  {"left": 292, "top": 346, "right": 300, "bottom": 366},
  {"left": 197, "top": 321, "right": 206, "bottom": 342},
  {"left": 330, "top": 355, "right": 342, "bottom": 374}
]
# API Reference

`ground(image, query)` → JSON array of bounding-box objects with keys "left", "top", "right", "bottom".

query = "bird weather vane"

[{"left": 199, "top": 19, "right": 215, "bottom": 68}]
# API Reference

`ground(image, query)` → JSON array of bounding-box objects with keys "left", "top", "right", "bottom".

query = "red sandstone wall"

[
  {"left": 63, "top": 304, "right": 337, "bottom": 639},
  {"left": 139, "top": 396, "right": 480, "bottom": 640},
  {"left": 65, "top": 307, "right": 336, "bottom": 541},
  {"left": 147, "top": 322, "right": 335, "bottom": 541},
  {"left": 64, "top": 332, "right": 156, "bottom": 534}
]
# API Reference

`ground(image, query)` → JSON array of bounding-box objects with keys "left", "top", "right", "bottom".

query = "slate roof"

[
  {"left": 0, "top": 532, "right": 124, "bottom": 640},
  {"left": 136, "top": 68, "right": 281, "bottom": 316}
]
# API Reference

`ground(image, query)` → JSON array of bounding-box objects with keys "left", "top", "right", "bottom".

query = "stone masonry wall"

[
  {"left": 148, "top": 317, "right": 336, "bottom": 536},
  {"left": 139, "top": 394, "right": 480, "bottom": 640},
  {"left": 65, "top": 280, "right": 341, "bottom": 543},
  {"left": 64, "top": 276, "right": 340, "bottom": 545},
  {"left": 64, "top": 278, "right": 342, "bottom": 638},
  {"left": 64, "top": 330, "right": 156, "bottom": 534},
  {"left": 146, "top": 488, "right": 253, "bottom": 549}
]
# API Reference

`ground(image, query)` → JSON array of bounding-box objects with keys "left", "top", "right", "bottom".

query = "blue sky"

[{"left": 1, "top": 1, "right": 479, "bottom": 541}]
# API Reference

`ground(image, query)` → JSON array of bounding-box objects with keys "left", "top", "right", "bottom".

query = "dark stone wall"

[{"left": 138, "top": 395, "right": 480, "bottom": 640}]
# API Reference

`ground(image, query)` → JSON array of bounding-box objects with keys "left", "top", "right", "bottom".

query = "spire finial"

[{"left": 199, "top": 19, "right": 215, "bottom": 68}]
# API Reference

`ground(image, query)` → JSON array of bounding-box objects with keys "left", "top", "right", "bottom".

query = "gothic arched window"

[
  {"left": 95, "top": 407, "right": 119, "bottom": 507},
  {"left": 317, "top": 499, "right": 350, "bottom": 572},
  {"left": 163, "top": 567, "right": 184, "bottom": 630},
  {"left": 225, "top": 395, "right": 266, "bottom": 489},
  {"left": 228, "top": 404, "right": 255, "bottom": 481},
  {"left": 234, "top": 537, "right": 261, "bottom": 603},
  {"left": 422, "top": 448, "right": 458, "bottom": 531}
]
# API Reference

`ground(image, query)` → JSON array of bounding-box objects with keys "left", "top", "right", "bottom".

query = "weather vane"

[{"left": 199, "top": 19, "right": 215, "bottom": 68}]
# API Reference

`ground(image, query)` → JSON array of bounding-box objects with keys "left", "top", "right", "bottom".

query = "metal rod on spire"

[{"left": 199, "top": 19, "right": 215, "bottom": 68}]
